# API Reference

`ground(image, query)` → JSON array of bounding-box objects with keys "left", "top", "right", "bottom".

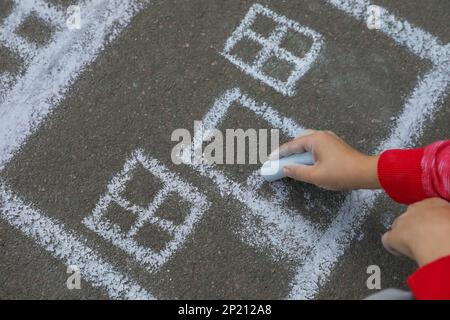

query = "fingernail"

[{"left": 283, "top": 167, "right": 291, "bottom": 176}]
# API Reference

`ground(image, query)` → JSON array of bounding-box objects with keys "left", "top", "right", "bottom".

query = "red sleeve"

[
  {"left": 377, "top": 140, "right": 450, "bottom": 205},
  {"left": 408, "top": 255, "right": 450, "bottom": 300},
  {"left": 379, "top": 140, "right": 450, "bottom": 299}
]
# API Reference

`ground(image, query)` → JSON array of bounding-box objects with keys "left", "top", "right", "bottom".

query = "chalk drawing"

[
  {"left": 180, "top": 88, "right": 321, "bottom": 259},
  {"left": 0, "top": 180, "right": 154, "bottom": 300},
  {"left": 222, "top": 3, "right": 324, "bottom": 97},
  {"left": 217, "top": 2, "right": 449, "bottom": 299},
  {"left": 0, "top": 0, "right": 149, "bottom": 170},
  {"left": 0, "top": 0, "right": 155, "bottom": 299},
  {"left": 0, "top": 0, "right": 448, "bottom": 300},
  {"left": 83, "top": 149, "right": 210, "bottom": 272},
  {"left": 0, "top": 72, "right": 13, "bottom": 102},
  {"left": 287, "top": 0, "right": 450, "bottom": 299},
  {"left": 0, "top": 0, "right": 66, "bottom": 87},
  {"left": 199, "top": 87, "right": 301, "bottom": 140}
]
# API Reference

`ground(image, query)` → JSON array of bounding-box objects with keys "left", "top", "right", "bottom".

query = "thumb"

[
  {"left": 283, "top": 165, "right": 316, "bottom": 184},
  {"left": 381, "top": 231, "right": 405, "bottom": 257}
]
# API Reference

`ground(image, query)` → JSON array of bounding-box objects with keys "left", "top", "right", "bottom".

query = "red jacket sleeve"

[
  {"left": 378, "top": 140, "right": 450, "bottom": 300},
  {"left": 408, "top": 255, "right": 450, "bottom": 300},
  {"left": 377, "top": 140, "right": 450, "bottom": 205}
]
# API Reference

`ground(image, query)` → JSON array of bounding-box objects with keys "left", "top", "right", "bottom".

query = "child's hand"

[
  {"left": 382, "top": 198, "right": 450, "bottom": 267},
  {"left": 271, "top": 130, "right": 380, "bottom": 190}
]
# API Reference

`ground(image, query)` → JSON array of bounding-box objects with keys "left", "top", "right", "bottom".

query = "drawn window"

[
  {"left": 222, "top": 4, "right": 324, "bottom": 96},
  {"left": 83, "top": 150, "right": 210, "bottom": 272}
]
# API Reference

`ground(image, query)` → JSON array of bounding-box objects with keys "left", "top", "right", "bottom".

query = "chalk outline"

[
  {"left": 83, "top": 149, "right": 210, "bottom": 272},
  {"left": 183, "top": 87, "right": 321, "bottom": 259},
  {"left": 0, "top": 0, "right": 66, "bottom": 60},
  {"left": 0, "top": 0, "right": 155, "bottom": 299},
  {"left": 201, "top": 1, "right": 449, "bottom": 299},
  {"left": 222, "top": 3, "right": 324, "bottom": 97},
  {"left": 0, "top": 0, "right": 448, "bottom": 300},
  {"left": 0, "top": 181, "right": 154, "bottom": 300},
  {"left": 0, "top": 0, "right": 66, "bottom": 98},
  {"left": 288, "top": 0, "right": 450, "bottom": 299}
]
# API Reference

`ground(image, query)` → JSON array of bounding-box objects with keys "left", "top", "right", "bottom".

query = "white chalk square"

[
  {"left": 222, "top": 3, "right": 324, "bottom": 96},
  {"left": 83, "top": 149, "right": 210, "bottom": 272}
]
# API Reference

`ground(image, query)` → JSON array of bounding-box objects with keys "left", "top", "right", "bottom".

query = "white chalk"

[
  {"left": 260, "top": 152, "right": 314, "bottom": 182},
  {"left": 0, "top": 0, "right": 150, "bottom": 170},
  {"left": 0, "top": 180, "right": 154, "bottom": 300},
  {"left": 288, "top": 0, "right": 450, "bottom": 300},
  {"left": 187, "top": 88, "right": 320, "bottom": 259},
  {"left": 83, "top": 149, "right": 210, "bottom": 273},
  {"left": 0, "top": 0, "right": 155, "bottom": 299},
  {"left": 222, "top": 3, "right": 324, "bottom": 97}
]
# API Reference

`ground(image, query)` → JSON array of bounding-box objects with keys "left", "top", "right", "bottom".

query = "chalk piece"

[{"left": 260, "top": 152, "right": 314, "bottom": 182}]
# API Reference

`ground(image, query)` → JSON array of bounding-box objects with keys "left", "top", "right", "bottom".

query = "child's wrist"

[{"left": 356, "top": 155, "right": 381, "bottom": 189}]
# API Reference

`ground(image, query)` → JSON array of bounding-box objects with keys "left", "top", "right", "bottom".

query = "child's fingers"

[
  {"left": 381, "top": 232, "right": 403, "bottom": 257},
  {"left": 269, "top": 133, "right": 315, "bottom": 160},
  {"left": 382, "top": 225, "right": 413, "bottom": 259},
  {"left": 382, "top": 209, "right": 418, "bottom": 259},
  {"left": 296, "top": 129, "right": 316, "bottom": 138},
  {"left": 283, "top": 164, "right": 316, "bottom": 184}
]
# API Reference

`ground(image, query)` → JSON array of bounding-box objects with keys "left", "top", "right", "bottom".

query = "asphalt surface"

[{"left": 0, "top": 0, "right": 449, "bottom": 299}]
